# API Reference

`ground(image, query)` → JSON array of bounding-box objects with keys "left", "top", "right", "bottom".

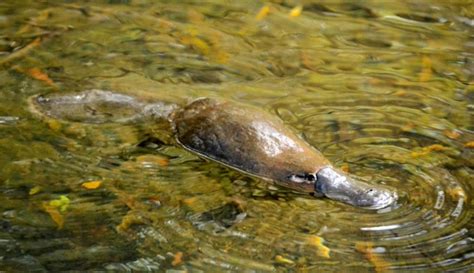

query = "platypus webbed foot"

[{"left": 315, "top": 167, "right": 397, "bottom": 210}]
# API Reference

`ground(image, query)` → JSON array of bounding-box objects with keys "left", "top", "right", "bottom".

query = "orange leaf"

[
  {"left": 401, "top": 123, "right": 415, "bottom": 132},
  {"left": 82, "top": 180, "right": 102, "bottom": 189},
  {"left": 340, "top": 164, "right": 350, "bottom": 173},
  {"left": 172, "top": 251, "right": 183, "bottom": 266},
  {"left": 443, "top": 130, "right": 461, "bottom": 139},
  {"left": 43, "top": 204, "right": 64, "bottom": 229},
  {"left": 355, "top": 241, "right": 390, "bottom": 273},
  {"left": 182, "top": 197, "right": 198, "bottom": 206},
  {"left": 411, "top": 144, "right": 449, "bottom": 157},
  {"left": 426, "top": 144, "right": 449, "bottom": 152},
  {"left": 136, "top": 155, "right": 169, "bottom": 167},
  {"left": 27, "top": 68, "right": 55, "bottom": 86}
]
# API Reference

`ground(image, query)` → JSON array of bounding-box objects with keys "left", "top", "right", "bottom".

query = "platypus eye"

[{"left": 289, "top": 173, "right": 316, "bottom": 183}]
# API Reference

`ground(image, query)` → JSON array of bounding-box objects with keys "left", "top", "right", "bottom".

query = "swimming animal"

[{"left": 31, "top": 90, "right": 397, "bottom": 209}]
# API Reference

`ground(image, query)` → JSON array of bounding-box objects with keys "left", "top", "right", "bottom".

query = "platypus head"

[
  {"left": 290, "top": 166, "right": 398, "bottom": 209},
  {"left": 311, "top": 166, "right": 397, "bottom": 209}
]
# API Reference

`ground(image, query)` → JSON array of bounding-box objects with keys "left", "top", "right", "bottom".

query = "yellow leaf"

[
  {"left": 419, "top": 55, "right": 432, "bottom": 82},
  {"left": 82, "top": 180, "right": 102, "bottom": 189},
  {"left": 191, "top": 37, "right": 210, "bottom": 55},
  {"left": 307, "top": 235, "right": 330, "bottom": 258},
  {"left": 29, "top": 186, "right": 41, "bottom": 195},
  {"left": 275, "top": 255, "right": 295, "bottom": 265},
  {"left": 47, "top": 119, "right": 61, "bottom": 132},
  {"left": 180, "top": 36, "right": 210, "bottom": 56},
  {"left": 446, "top": 186, "right": 466, "bottom": 199},
  {"left": 289, "top": 5, "right": 303, "bottom": 17},
  {"left": 393, "top": 90, "right": 407, "bottom": 96},
  {"left": 464, "top": 141, "right": 474, "bottom": 148},
  {"left": 256, "top": 5, "right": 270, "bottom": 21},
  {"left": 116, "top": 213, "right": 145, "bottom": 233},
  {"left": 49, "top": 195, "right": 70, "bottom": 212}
]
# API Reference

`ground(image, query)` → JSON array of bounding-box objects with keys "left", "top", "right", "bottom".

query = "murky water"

[{"left": 1, "top": 0, "right": 473, "bottom": 272}]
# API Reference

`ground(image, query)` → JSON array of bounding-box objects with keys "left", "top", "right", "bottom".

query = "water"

[{"left": 1, "top": 0, "right": 473, "bottom": 272}]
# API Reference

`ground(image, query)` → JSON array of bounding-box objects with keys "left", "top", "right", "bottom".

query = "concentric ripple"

[{"left": 267, "top": 84, "right": 473, "bottom": 271}]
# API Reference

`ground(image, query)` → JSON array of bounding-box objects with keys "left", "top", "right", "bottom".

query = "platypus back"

[{"left": 173, "top": 98, "right": 330, "bottom": 192}]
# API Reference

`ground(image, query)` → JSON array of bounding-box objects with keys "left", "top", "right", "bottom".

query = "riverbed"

[{"left": 0, "top": 0, "right": 473, "bottom": 272}]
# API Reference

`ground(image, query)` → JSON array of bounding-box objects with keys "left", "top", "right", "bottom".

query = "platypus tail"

[{"left": 29, "top": 89, "right": 178, "bottom": 124}]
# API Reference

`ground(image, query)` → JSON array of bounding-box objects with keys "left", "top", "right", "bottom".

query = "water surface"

[{"left": 0, "top": 0, "right": 473, "bottom": 272}]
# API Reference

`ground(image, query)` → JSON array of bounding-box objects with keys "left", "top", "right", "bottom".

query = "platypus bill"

[{"left": 31, "top": 90, "right": 397, "bottom": 210}]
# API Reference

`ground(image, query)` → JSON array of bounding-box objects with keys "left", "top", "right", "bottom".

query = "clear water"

[{"left": 0, "top": 0, "right": 473, "bottom": 272}]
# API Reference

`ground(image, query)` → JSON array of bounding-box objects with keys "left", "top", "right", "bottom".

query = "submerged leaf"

[
  {"left": 171, "top": 251, "right": 183, "bottom": 266},
  {"left": 355, "top": 241, "right": 390, "bottom": 273},
  {"left": 340, "top": 164, "right": 350, "bottom": 173},
  {"left": 419, "top": 55, "right": 432, "bottom": 82},
  {"left": 444, "top": 130, "right": 461, "bottom": 139},
  {"left": 43, "top": 203, "right": 65, "bottom": 229},
  {"left": 27, "top": 67, "right": 55, "bottom": 86},
  {"left": 274, "top": 255, "right": 295, "bottom": 265},
  {"left": 136, "top": 155, "right": 169, "bottom": 167},
  {"left": 446, "top": 186, "right": 466, "bottom": 199},
  {"left": 180, "top": 36, "right": 210, "bottom": 55},
  {"left": 289, "top": 5, "right": 303, "bottom": 17},
  {"left": 116, "top": 213, "right": 145, "bottom": 233},
  {"left": 256, "top": 5, "right": 270, "bottom": 21},
  {"left": 29, "top": 186, "right": 41, "bottom": 195},
  {"left": 464, "top": 141, "right": 474, "bottom": 148},
  {"left": 411, "top": 144, "right": 449, "bottom": 157},
  {"left": 47, "top": 119, "right": 62, "bottom": 132},
  {"left": 49, "top": 195, "right": 70, "bottom": 212},
  {"left": 82, "top": 180, "right": 102, "bottom": 189},
  {"left": 307, "top": 235, "right": 330, "bottom": 258}
]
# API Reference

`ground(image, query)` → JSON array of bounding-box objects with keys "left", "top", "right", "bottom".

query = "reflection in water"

[
  {"left": 0, "top": 0, "right": 473, "bottom": 272},
  {"left": 252, "top": 120, "right": 303, "bottom": 157}
]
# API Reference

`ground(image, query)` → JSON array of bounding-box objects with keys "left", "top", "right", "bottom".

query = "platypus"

[{"left": 31, "top": 90, "right": 397, "bottom": 209}]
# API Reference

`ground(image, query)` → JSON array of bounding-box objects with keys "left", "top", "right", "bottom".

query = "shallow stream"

[{"left": 0, "top": 0, "right": 473, "bottom": 272}]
